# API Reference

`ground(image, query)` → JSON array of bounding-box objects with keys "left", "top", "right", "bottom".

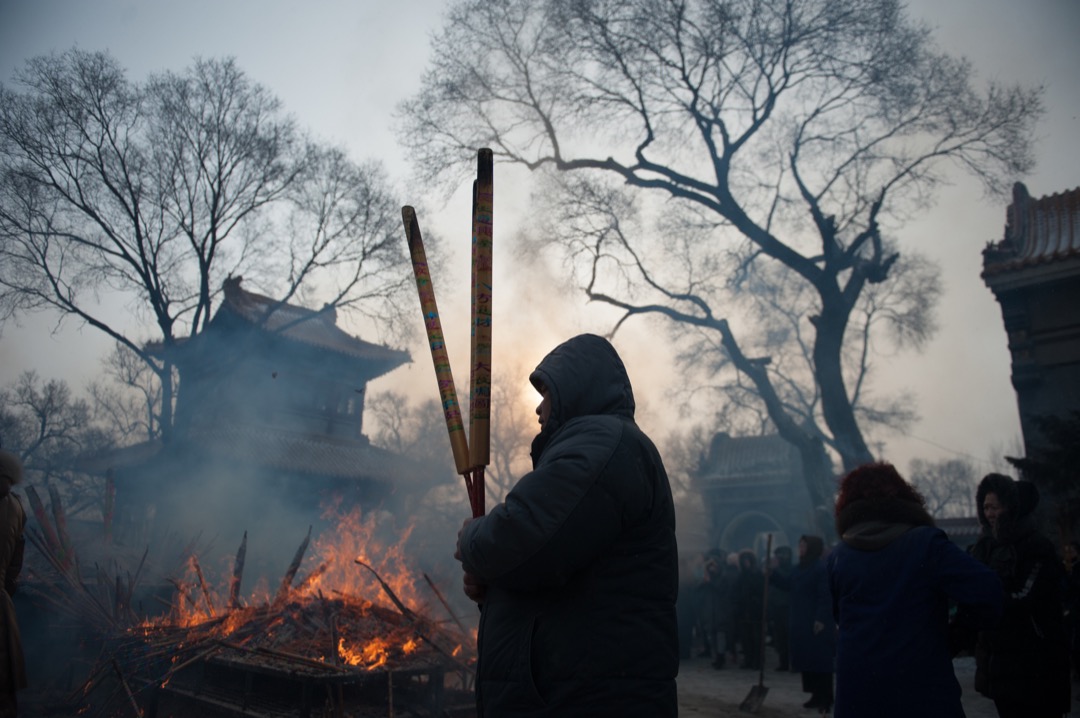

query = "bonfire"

[{"left": 24, "top": 491, "right": 476, "bottom": 717}]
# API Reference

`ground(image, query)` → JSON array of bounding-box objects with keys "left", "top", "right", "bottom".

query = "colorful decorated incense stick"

[
  {"left": 402, "top": 149, "right": 493, "bottom": 518},
  {"left": 402, "top": 206, "right": 472, "bottom": 477},
  {"left": 468, "top": 149, "right": 494, "bottom": 515}
]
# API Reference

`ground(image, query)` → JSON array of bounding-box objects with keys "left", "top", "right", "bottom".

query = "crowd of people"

[
  {"left": 679, "top": 463, "right": 1076, "bottom": 717},
  {"left": 680, "top": 535, "right": 838, "bottom": 711}
]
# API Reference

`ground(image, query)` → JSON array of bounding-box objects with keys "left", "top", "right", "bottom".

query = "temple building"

[
  {"left": 982, "top": 182, "right": 1080, "bottom": 530},
  {"left": 982, "top": 183, "right": 1080, "bottom": 449},
  {"left": 81, "top": 277, "right": 437, "bottom": 541},
  {"left": 692, "top": 433, "right": 819, "bottom": 554}
]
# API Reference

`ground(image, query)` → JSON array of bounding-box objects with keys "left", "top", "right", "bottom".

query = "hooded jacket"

[
  {"left": 969, "top": 474, "right": 1069, "bottom": 711},
  {"left": 458, "top": 334, "right": 679, "bottom": 717},
  {"left": 827, "top": 497, "right": 1002, "bottom": 718}
]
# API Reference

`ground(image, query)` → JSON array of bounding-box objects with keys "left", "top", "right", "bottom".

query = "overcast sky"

[{"left": 0, "top": 0, "right": 1077, "bottom": 477}]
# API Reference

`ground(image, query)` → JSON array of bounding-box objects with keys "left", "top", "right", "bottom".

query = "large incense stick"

[
  {"left": 469, "top": 149, "right": 494, "bottom": 515},
  {"left": 402, "top": 206, "right": 472, "bottom": 476}
]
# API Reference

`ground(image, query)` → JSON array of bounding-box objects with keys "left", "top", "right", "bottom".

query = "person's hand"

[
  {"left": 813, "top": 620, "right": 824, "bottom": 635},
  {"left": 454, "top": 518, "right": 474, "bottom": 562},
  {"left": 454, "top": 518, "right": 487, "bottom": 603},
  {"left": 463, "top": 570, "right": 488, "bottom": 604}
]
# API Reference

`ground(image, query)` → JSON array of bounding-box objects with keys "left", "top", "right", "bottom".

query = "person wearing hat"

[
  {"left": 968, "top": 473, "right": 1070, "bottom": 718},
  {"left": 0, "top": 450, "right": 27, "bottom": 718}
]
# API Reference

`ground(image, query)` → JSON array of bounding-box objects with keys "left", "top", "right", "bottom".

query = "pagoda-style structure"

[
  {"left": 83, "top": 277, "right": 436, "bottom": 541},
  {"left": 982, "top": 182, "right": 1080, "bottom": 451},
  {"left": 982, "top": 182, "right": 1080, "bottom": 532}
]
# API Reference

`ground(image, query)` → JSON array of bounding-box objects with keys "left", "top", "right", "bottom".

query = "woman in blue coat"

[{"left": 827, "top": 463, "right": 1003, "bottom": 718}]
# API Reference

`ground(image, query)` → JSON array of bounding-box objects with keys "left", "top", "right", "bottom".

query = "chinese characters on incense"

[{"left": 402, "top": 148, "right": 493, "bottom": 518}]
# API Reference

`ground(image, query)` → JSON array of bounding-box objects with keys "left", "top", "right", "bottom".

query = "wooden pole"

[
  {"left": 229, "top": 531, "right": 247, "bottom": 610},
  {"left": 274, "top": 525, "right": 311, "bottom": 606},
  {"left": 402, "top": 206, "right": 472, "bottom": 475}
]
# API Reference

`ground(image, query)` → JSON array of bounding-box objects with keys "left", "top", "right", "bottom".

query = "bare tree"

[
  {"left": 0, "top": 50, "right": 414, "bottom": 440},
  {"left": 369, "top": 362, "right": 539, "bottom": 511},
  {"left": 658, "top": 423, "right": 715, "bottom": 500},
  {"left": 909, "top": 457, "right": 978, "bottom": 518},
  {"left": 368, "top": 393, "right": 454, "bottom": 470},
  {"left": 0, "top": 371, "right": 113, "bottom": 517},
  {"left": 397, "top": 0, "right": 1042, "bottom": 532},
  {"left": 87, "top": 342, "right": 164, "bottom": 444}
]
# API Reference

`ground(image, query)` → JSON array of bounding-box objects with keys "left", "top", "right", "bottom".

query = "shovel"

[{"left": 739, "top": 533, "right": 772, "bottom": 713}]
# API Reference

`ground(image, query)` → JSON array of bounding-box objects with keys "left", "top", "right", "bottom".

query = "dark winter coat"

[
  {"left": 773, "top": 558, "right": 835, "bottom": 674},
  {"left": 968, "top": 474, "right": 1070, "bottom": 713},
  {"left": 827, "top": 498, "right": 1002, "bottom": 718},
  {"left": 457, "top": 334, "right": 679, "bottom": 717},
  {"left": 697, "top": 555, "right": 735, "bottom": 647},
  {"left": 0, "top": 487, "right": 26, "bottom": 700},
  {"left": 734, "top": 553, "right": 763, "bottom": 621}
]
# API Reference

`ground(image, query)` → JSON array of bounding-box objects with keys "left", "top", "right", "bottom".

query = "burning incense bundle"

[{"left": 402, "top": 149, "right": 493, "bottom": 517}]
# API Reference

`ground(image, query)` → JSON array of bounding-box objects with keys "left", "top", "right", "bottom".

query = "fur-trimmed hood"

[
  {"left": 975, "top": 473, "right": 1038, "bottom": 539},
  {"left": 836, "top": 497, "right": 935, "bottom": 551}
]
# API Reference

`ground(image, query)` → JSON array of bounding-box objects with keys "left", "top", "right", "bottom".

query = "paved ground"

[
  {"left": 676, "top": 654, "right": 1022, "bottom": 717},
  {"left": 19, "top": 649, "right": 1076, "bottom": 716}
]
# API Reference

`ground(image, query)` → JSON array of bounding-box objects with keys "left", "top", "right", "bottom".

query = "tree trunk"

[
  {"left": 714, "top": 320, "right": 837, "bottom": 540},
  {"left": 813, "top": 296, "right": 874, "bottom": 471},
  {"left": 158, "top": 360, "right": 175, "bottom": 444}
]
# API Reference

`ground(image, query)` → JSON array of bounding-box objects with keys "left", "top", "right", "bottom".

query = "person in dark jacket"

[
  {"left": 772, "top": 535, "right": 835, "bottom": 711},
  {"left": 827, "top": 463, "right": 1003, "bottom": 718},
  {"left": 734, "top": 550, "right": 765, "bottom": 670},
  {"left": 767, "top": 544, "right": 792, "bottom": 671},
  {"left": 700, "top": 549, "right": 736, "bottom": 669},
  {"left": 968, "top": 473, "right": 1070, "bottom": 718},
  {"left": 455, "top": 334, "right": 679, "bottom": 717}
]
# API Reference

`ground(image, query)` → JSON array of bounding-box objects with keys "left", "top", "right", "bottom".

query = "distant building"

[
  {"left": 692, "top": 433, "right": 819, "bottom": 554},
  {"left": 81, "top": 277, "right": 439, "bottom": 540},
  {"left": 982, "top": 182, "right": 1080, "bottom": 532},
  {"left": 982, "top": 182, "right": 1080, "bottom": 455}
]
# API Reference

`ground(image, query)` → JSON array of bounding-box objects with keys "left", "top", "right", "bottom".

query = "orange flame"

[{"left": 132, "top": 500, "right": 450, "bottom": 671}]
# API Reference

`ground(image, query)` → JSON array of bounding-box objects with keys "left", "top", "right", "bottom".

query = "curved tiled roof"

[
  {"left": 983, "top": 182, "right": 1080, "bottom": 275},
  {"left": 696, "top": 433, "right": 802, "bottom": 483},
  {"left": 217, "top": 276, "right": 410, "bottom": 365}
]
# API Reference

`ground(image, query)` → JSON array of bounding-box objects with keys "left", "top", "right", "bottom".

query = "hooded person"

[
  {"left": 826, "top": 462, "right": 1002, "bottom": 718},
  {"left": 967, "top": 473, "right": 1070, "bottom": 718},
  {"left": 0, "top": 450, "right": 27, "bottom": 718},
  {"left": 454, "top": 334, "right": 679, "bottom": 717}
]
